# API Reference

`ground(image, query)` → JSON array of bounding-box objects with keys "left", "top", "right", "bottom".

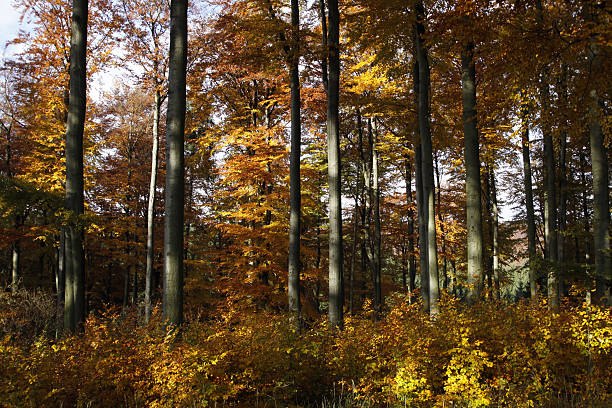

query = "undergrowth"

[{"left": 0, "top": 291, "right": 610, "bottom": 407}]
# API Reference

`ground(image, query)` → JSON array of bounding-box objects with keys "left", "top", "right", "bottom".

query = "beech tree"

[
  {"left": 287, "top": 0, "right": 301, "bottom": 322},
  {"left": 163, "top": 0, "right": 188, "bottom": 327},
  {"left": 325, "top": 0, "right": 342, "bottom": 328},
  {"left": 64, "top": 0, "right": 88, "bottom": 333}
]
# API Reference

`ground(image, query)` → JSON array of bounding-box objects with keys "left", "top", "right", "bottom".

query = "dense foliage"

[{"left": 1, "top": 291, "right": 610, "bottom": 407}]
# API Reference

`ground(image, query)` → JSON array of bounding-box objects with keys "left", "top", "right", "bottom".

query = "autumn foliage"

[{"left": 0, "top": 291, "right": 609, "bottom": 407}]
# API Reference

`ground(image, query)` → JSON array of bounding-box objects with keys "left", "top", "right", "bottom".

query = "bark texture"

[
  {"left": 64, "top": 0, "right": 88, "bottom": 333},
  {"left": 288, "top": 0, "right": 302, "bottom": 322},
  {"left": 462, "top": 40, "right": 484, "bottom": 304},
  {"left": 326, "top": 0, "right": 343, "bottom": 328},
  {"left": 163, "top": 0, "right": 188, "bottom": 327}
]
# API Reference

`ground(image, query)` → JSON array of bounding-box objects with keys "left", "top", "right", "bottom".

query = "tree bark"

[
  {"left": 412, "top": 60, "right": 429, "bottom": 312},
  {"left": 414, "top": 1, "right": 438, "bottom": 315},
  {"left": 11, "top": 244, "right": 19, "bottom": 293},
  {"left": 371, "top": 119, "right": 382, "bottom": 312},
  {"left": 541, "top": 79, "right": 559, "bottom": 308},
  {"left": 491, "top": 169, "right": 500, "bottom": 300},
  {"left": 288, "top": 0, "right": 302, "bottom": 323},
  {"left": 520, "top": 102, "right": 537, "bottom": 298},
  {"left": 318, "top": 0, "right": 328, "bottom": 95},
  {"left": 64, "top": 0, "right": 88, "bottom": 333},
  {"left": 145, "top": 90, "right": 161, "bottom": 323},
  {"left": 163, "top": 0, "right": 188, "bottom": 327},
  {"left": 326, "top": 0, "right": 342, "bottom": 328},
  {"left": 589, "top": 89, "right": 611, "bottom": 304},
  {"left": 405, "top": 161, "right": 417, "bottom": 302},
  {"left": 461, "top": 40, "right": 484, "bottom": 304}
]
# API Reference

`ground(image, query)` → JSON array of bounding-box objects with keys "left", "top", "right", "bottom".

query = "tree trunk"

[
  {"left": 145, "top": 90, "right": 161, "bottom": 323},
  {"left": 288, "top": 0, "right": 302, "bottom": 323},
  {"left": 520, "top": 102, "right": 537, "bottom": 298},
  {"left": 326, "top": 0, "right": 342, "bottom": 328},
  {"left": 414, "top": 1, "right": 438, "bottom": 315},
  {"left": 405, "top": 161, "right": 417, "bottom": 302},
  {"left": 435, "top": 153, "right": 448, "bottom": 290},
  {"left": 589, "top": 90, "right": 611, "bottom": 304},
  {"left": 163, "top": 0, "right": 188, "bottom": 327},
  {"left": 349, "top": 203, "right": 358, "bottom": 314},
  {"left": 56, "top": 233, "right": 65, "bottom": 338},
  {"left": 371, "top": 120, "right": 382, "bottom": 312},
  {"left": 541, "top": 80, "right": 559, "bottom": 308},
  {"left": 64, "top": 0, "right": 88, "bottom": 333},
  {"left": 413, "top": 59, "right": 429, "bottom": 312},
  {"left": 11, "top": 244, "right": 19, "bottom": 293},
  {"left": 462, "top": 40, "right": 484, "bottom": 304},
  {"left": 491, "top": 169, "right": 500, "bottom": 300},
  {"left": 318, "top": 0, "right": 328, "bottom": 95}
]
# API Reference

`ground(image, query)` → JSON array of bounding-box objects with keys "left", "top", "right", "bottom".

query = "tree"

[
  {"left": 118, "top": 0, "right": 170, "bottom": 322},
  {"left": 288, "top": 0, "right": 301, "bottom": 322},
  {"left": 326, "top": 0, "right": 342, "bottom": 328},
  {"left": 462, "top": 39, "right": 484, "bottom": 304},
  {"left": 414, "top": 0, "right": 439, "bottom": 315},
  {"left": 163, "top": 0, "right": 188, "bottom": 327},
  {"left": 64, "top": 0, "right": 88, "bottom": 333}
]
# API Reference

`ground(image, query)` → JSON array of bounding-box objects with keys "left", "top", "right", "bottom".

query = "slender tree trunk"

[
  {"left": 521, "top": 102, "right": 537, "bottom": 298},
  {"left": 371, "top": 120, "right": 382, "bottom": 311},
  {"left": 56, "top": 234, "right": 65, "bottom": 338},
  {"left": 435, "top": 153, "right": 447, "bottom": 290},
  {"left": 491, "top": 169, "right": 500, "bottom": 300},
  {"left": 349, "top": 203, "right": 358, "bottom": 314},
  {"left": 414, "top": 1, "right": 438, "bottom": 315},
  {"left": 484, "top": 165, "right": 493, "bottom": 294},
  {"left": 163, "top": 0, "right": 188, "bottom": 327},
  {"left": 405, "top": 161, "right": 417, "bottom": 302},
  {"left": 145, "top": 91, "right": 161, "bottom": 323},
  {"left": 326, "top": 0, "right": 342, "bottom": 328},
  {"left": 64, "top": 0, "right": 88, "bottom": 333},
  {"left": 288, "top": 0, "right": 302, "bottom": 323},
  {"left": 413, "top": 60, "right": 429, "bottom": 312},
  {"left": 318, "top": 0, "right": 328, "bottom": 95},
  {"left": 541, "top": 79, "right": 559, "bottom": 308},
  {"left": 11, "top": 243, "right": 19, "bottom": 293},
  {"left": 556, "top": 68, "right": 568, "bottom": 298},
  {"left": 462, "top": 40, "right": 484, "bottom": 304}
]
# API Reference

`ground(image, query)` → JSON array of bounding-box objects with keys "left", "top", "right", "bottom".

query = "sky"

[{"left": 0, "top": 0, "right": 26, "bottom": 58}]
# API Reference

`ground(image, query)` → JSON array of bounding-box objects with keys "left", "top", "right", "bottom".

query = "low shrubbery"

[{"left": 0, "top": 291, "right": 610, "bottom": 407}]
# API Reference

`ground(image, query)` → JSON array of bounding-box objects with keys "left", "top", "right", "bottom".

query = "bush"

[{"left": 0, "top": 291, "right": 610, "bottom": 407}]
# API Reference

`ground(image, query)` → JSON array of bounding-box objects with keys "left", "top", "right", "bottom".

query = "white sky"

[{"left": 0, "top": 0, "right": 25, "bottom": 58}]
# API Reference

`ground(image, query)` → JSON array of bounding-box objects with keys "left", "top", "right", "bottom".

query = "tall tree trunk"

[
  {"left": 349, "top": 203, "right": 358, "bottom": 314},
  {"left": 461, "top": 40, "right": 484, "bottom": 304},
  {"left": 145, "top": 90, "right": 161, "bottom": 323},
  {"left": 541, "top": 79, "right": 559, "bottom": 308},
  {"left": 372, "top": 119, "right": 382, "bottom": 312},
  {"left": 414, "top": 0, "right": 438, "bottom": 315},
  {"left": 288, "top": 0, "right": 302, "bottom": 323},
  {"left": 435, "top": 153, "right": 448, "bottom": 290},
  {"left": 587, "top": 41, "right": 611, "bottom": 304},
  {"left": 326, "top": 0, "right": 342, "bottom": 328},
  {"left": 163, "top": 0, "right": 188, "bottom": 327},
  {"left": 405, "top": 161, "right": 417, "bottom": 302},
  {"left": 64, "top": 0, "right": 87, "bottom": 333},
  {"left": 491, "top": 168, "right": 500, "bottom": 300},
  {"left": 413, "top": 60, "right": 429, "bottom": 312},
  {"left": 521, "top": 101, "right": 537, "bottom": 298}
]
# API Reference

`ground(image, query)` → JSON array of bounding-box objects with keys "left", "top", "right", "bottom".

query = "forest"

[{"left": 0, "top": 0, "right": 610, "bottom": 406}]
